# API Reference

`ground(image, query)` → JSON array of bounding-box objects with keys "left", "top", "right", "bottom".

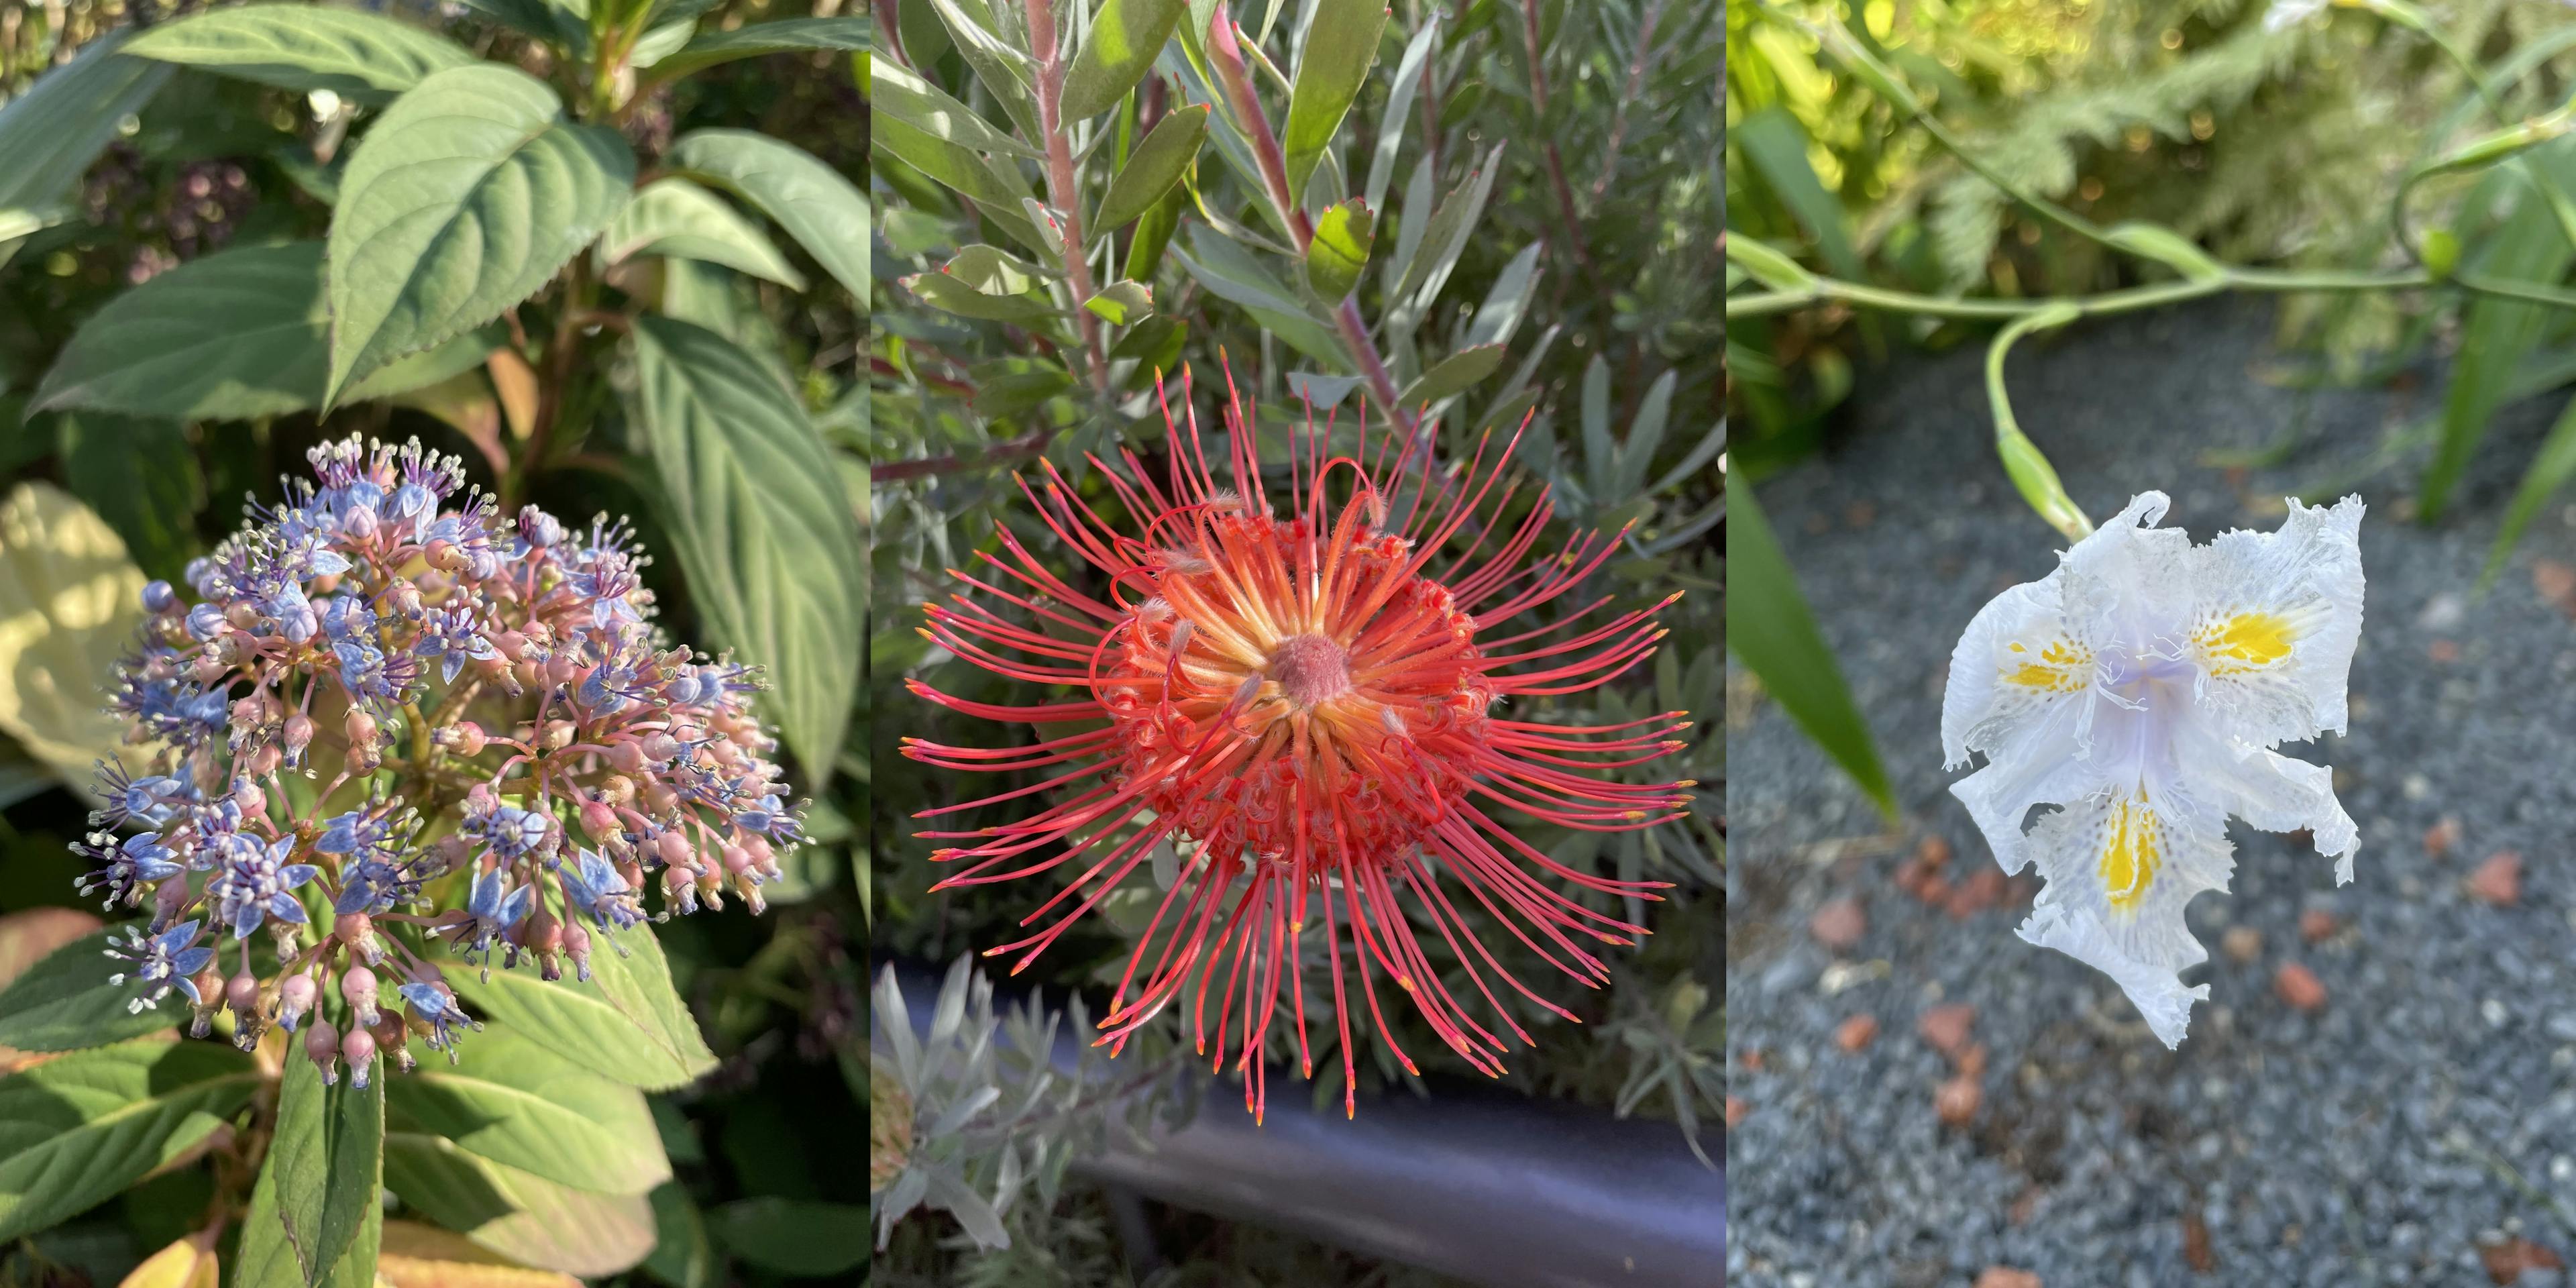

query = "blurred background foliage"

[
  {"left": 0, "top": 1, "right": 869, "bottom": 1285},
  {"left": 865, "top": 0, "right": 1721, "bottom": 1280},
  {"left": 1727, "top": 0, "right": 2576, "bottom": 804}
]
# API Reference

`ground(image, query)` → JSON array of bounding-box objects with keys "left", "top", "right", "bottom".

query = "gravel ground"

[{"left": 1725, "top": 300, "right": 2576, "bottom": 1288}]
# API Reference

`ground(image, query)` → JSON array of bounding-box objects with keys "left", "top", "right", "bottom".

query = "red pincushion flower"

[{"left": 904, "top": 366, "right": 1695, "bottom": 1120}]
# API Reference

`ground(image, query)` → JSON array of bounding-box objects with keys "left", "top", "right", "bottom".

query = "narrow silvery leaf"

[
  {"left": 874, "top": 59, "right": 1039, "bottom": 159},
  {"left": 1281, "top": 0, "right": 1388, "bottom": 197},
  {"left": 123, "top": 3, "right": 476, "bottom": 104},
  {"left": 1396, "top": 343, "right": 1503, "bottom": 409},
  {"left": 1364, "top": 15, "right": 1438, "bottom": 213},
  {"left": 325, "top": 64, "right": 634, "bottom": 407},
  {"left": 1082, "top": 280, "right": 1155, "bottom": 326},
  {"left": 1059, "top": 0, "right": 1189, "bottom": 122}
]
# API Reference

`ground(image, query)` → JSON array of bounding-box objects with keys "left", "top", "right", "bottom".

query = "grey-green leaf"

[
  {"left": 36, "top": 241, "right": 499, "bottom": 421},
  {"left": 325, "top": 64, "right": 635, "bottom": 406},
  {"left": 873, "top": 58, "right": 1038, "bottom": 160},
  {"left": 663, "top": 129, "right": 868, "bottom": 303},
  {"left": 1059, "top": 0, "right": 1188, "bottom": 122},
  {"left": 708, "top": 1198, "right": 869, "bottom": 1277},
  {"left": 1282, "top": 0, "right": 1387, "bottom": 197},
  {"left": 386, "top": 1027, "right": 670, "bottom": 1195},
  {"left": 443, "top": 923, "right": 716, "bottom": 1091},
  {"left": 123, "top": 3, "right": 476, "bottom": 105},
  {"left": 1083, "top": 280, "right": 1155, "bottom": 326},
  {"left": 0, "top": 926, "right": 179, "bottom": 1053},
  {"left": 0, "top": 1038, "right": 260, "bottom": 1242},
  {"left": 630, "top": 317, "right": 863, "bottom": 785},
  {"left": 597, "top": 178, "right": 806, "bottom": 289},
  {"left": 1094, "top": 103, "right": 1208, "bottom": 233},
  {"left": 1397, "top": 343, "right": 1503, "bottom": 409},
  {"left": 233, "top": 1053, "right": 383, "bottom": 1288},
  {"left": 648, "top": 16, "right": 870, "bottom": 80},
  {"left": 1303, "top": 198, "right": 1373, "bottom": 303},
  {"left": 1726, "top": 471, "right": 1896, "bottom": 818}
]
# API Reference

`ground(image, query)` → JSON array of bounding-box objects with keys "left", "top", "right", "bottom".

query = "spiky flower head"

[
  {"left": 72, "top": 433, "right": 808, "bottom": 1068},
  {"left": 908, "top": 366, "right": 1696, "bottom": 1120}
]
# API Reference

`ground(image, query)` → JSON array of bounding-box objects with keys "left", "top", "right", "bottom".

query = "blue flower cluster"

[{"left": 74, "top": 435, "right": 810, "bottom": 1083}]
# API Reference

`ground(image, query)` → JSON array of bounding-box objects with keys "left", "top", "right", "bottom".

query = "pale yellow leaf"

[
  {"left": 118, "top": 1233, "right": 217, "bottom": 1288},
  {"left": 0, "top": 482, "right": 146, "bottom": 789},
  {"left": 377, "top": 1222, "right": 580, "bottom": 1288}
]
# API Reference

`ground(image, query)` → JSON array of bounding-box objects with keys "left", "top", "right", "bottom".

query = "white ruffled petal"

[
  {"left": 2191, "top": 731, "right": 2361, "bottom": 883},
  {"left": 2188, "top": 494, "right": 2366, "bottom": 747},
  {"left": 2015, "top": 783, "right": 2235, "bottom": 1047}
]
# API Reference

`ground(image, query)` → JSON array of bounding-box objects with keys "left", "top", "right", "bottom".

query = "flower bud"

[
  {"left": 541, "top": 719, "right": 576, "bottom": 752},
  {"left": 580, "top": 798, "right": 620, "bottom": 841},
  {"left": 642, "top": 782, "right": 680, "bottom": 816},
  {"left": 639, "top": 733, "right": 681, "bottom": 763},
  {"left": 343, "top": 504, "right": 378, "bottom": 539},
  {"left": 608, "top": 741, "right": 646, "bottom": 773},
  {"left": 142, "top": 580, "right": 176, "bottom": 613},
  {"left": 598, "top": 773, "right": 637, "bottom": 807},
  {"left": 283, "top": 712, "right": 315, "bottom": 756},
  {"left": 186, "top": 965, "right": 223, "bottom": 1038},
  {"left": 341, "top": 965, "right": 380, "bottom": 1027},
  {"left": 276, "top": 973, "right": 317, "bottom": 1033},
  {"left": 194, "top": 653, "right": 230, "bottom": 685},
  {"left": 335, "top": 911, "right": 384, "bottom": 965},
  {"left": 561, "top": 918, "right": 594, "bottom": 982},
  {"left": 305, "top": 1019, "right": 340, "bottom": 1085},
  {"left": 250, "top": 744, "right": 283, "bottom": 777},
  {"left": 547, "top": 655, "right": 578, "bottom": 686},
  {"left": 341, "top": 1026, "right": 376, "bottom": 1089},
  {"left": 224, "top": 971, "right": 260, "bottom": 1018},
  {"left": 153, "top": 877, "right": 189, "bottom": 928},
  {"left": 437, "top": 721, "right": 487, "bottom": 757},
  {"left": 655, "top": 829, "right": 692, "bottom": 869},
  {"left": 225, "top": 602, "right": 262, "bottom": 631},
  {"left": 231, "top": 775, "right": 265, "bottom": 818},
  {"left": 345, "top": 708, "right": 378, "bottom": 751},
  {"left": 386, "top": 580, "right": 423, "bottom": 618},
  {"left": 524, "top": 907, "right": 566, "bottom": 981}
]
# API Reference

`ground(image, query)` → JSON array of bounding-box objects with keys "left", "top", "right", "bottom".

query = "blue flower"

[
  {"left": 434, "top": 869, "right": 533, "bottom": 977},
  {"left": 413, "top": 606, "right": 496, "bottom": 684},
  {"left": 72, "top": 830, "right": 184, "bottom": 909},
  {"left": 479, "top": 806, "right": 552, "bottom": 861},
  {"left": 207, "top": 835, "right": 319, "bottom": 938},
  {"left": 91, "top": 761, "right": 195, "bottom": 829},
  {"left": 396, "top": 981, "right": 482, "bottom": 1059},
  {"left": 559, "top": 849, "right": 645, "bottom": 937},
  {"left": 107, "top": 920, "right": 216, "bottom": 1014},
  {"left": 334, "top": 853, "right": 430, "bottom": 916},
  {"left": 732, "top": 794, "right": 804, "bottom": 844}
]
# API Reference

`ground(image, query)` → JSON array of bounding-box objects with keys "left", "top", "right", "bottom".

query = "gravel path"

[{"left": 1726, "top": 301, "right": 2576, "bottom": 1287}]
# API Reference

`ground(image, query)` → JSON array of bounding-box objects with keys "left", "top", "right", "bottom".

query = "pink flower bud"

[
  {"left": 154, "top": 877, "right": 189, "bottom": 924},
  {"left": 541, "top": 720, "right": 576, "bottom": 751},
  {"left": 186, "top": 965, "right": 223, "bottom": 1038},
  {"left": 345, "top": 708, "right": 378, "bottom": 751},
  {"left": 305, "top": 1019, "right": 340, "bottom": 1085},
  {"left": 335, "top": 911, "right": 384, "bottom": 965},
  {"left": 224, "top": 971, "right": 260, "bottom": 1017},
  {"left": 438, "top": 721, "right": 486, "bottom": 757},
  {"left": 250, "top": 744, "right": 283, "bottom": 777},
  {"left": 277, "top": 973, "right": 317, "bottom": 1032},
  {"left": 343, "top": 505, "right": 378, "bottom": 539},
  {"left": 642, "top": 782, "right": 679, "bottom": 815},
  {"left": 655, "top": 830, "right": 692, "bottom": 869},
  {"left": 283, "top": 712, "right": 315, "bottom": 755},
  {"left": 341, "top": 965, "right": 379, "bottom": 1027},
  {"left": 639, "top": 733, "right": 681, "bottom": 763},
  {"left": 561, "top": 918, "right": 594, "bottom": 981},
  {"left": 608, "top": 741, "right": 646, "bottom": 773},
  {"left": 580, "top": 798, "right": 620, "bottom": 841},
  {"left": 342, "top": 1026, "right": 376, "bottom": 1088}
]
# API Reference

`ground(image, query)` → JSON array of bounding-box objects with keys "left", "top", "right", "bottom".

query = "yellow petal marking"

[
  {"left": 2102, "top": 793, "right": 2161, "bottom": 914},
  {"left": 2002, "top": 638, "right": 2090, "bottom": 692},
  {"left": 2200, "top": 611, "right": 2296, "bottom": 676}
]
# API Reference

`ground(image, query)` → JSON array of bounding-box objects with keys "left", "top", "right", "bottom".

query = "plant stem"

[
  {"left": 1024, "top": 0, "right": 1110, "bottom": 394},
  {"left": 1589, "top": 0, "right": 1665, "bottom": 205},
  {"left": 1205, "top": 13, "right": 1415, "bottom": 435},
  {"left": 1518, "top": 0, "right": 1597, "bottom": 279},
  {"left": 1727, "top": 266, "right": 2438, "bottom": 321}
]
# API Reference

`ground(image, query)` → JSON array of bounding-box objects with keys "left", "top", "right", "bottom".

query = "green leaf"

[
  {"left": 386, "top": 1028, "right": 670, "bottom": 1195},
  {"left": 663, "top": 129, "right": 868, "bottom": 303},
  {"left": 34, "top": 243, "right": 497, "bottom": 421},
  {"left": 597, "top": 178, "right": 806, "bottom": 290},
  {"left": 1725, "top": 472, "right": 1895, "bottom": 818},
  {"left": 1093, "top": 103, "right": 1207, "bottom": 233},
  {"left": 706, "top": 1199, "right": 867, "bottom": 1277},
  {"left": 1461, "top": 240, "right": 1541, "bottom": 350},
  {"left": 647, "top": 17, "right": 871, "bottom": 80},
  {"left": 233, "top": 1053, "right": 383, "bottom": 1288},
  {"left": 2487, "top": 390, "right": 2576, "bottom": 585},
  {"left": 0, "top": 1039, "right": 260, "bottom": 1242},
  {"left": 1303, "top": 198, "right": 1373, "bottom": 302},
  {"left": 1060, "top": 0, "right": 1187, "bottom": 122},
  {"left": 442, "top": 924, "right": 716, "bottom": 1092},
  {"left": 1732, "top": 107, "right": 1861, "bottom": 280},
  {"left": 325, "top": 64, "right": 634, "bottom": 406},
  {"left": 1110, "top": 315, "right": 1187, "bottom": 387},
  {"left": 0, "top": 34, "right": 172, "bottom": 261},
  {"left": 629, "top": 318, "right": 863, "bottom": 784},
  {"left": 451, "top": 0, "right": 590, "bottom": 52},
  {"left": 1173, "top": 225, "right": 1342, "bottom": 363},
  {"left": 382, "top": 1132, "right": 654, "bottom": 1277},
  {"left": 1395, "top": 343, "right": 1503, "bottom": 409},
  {"left": 1128, "top": 178, "right": 1187, "bottom": 282},
  {"left": 968, "top": 358, "right": 1075, "bottom": 421},
  {"left": 1362, "top": 13, "right": 1438, "bottom": 213},
  {"left": 642, "top": 1183, "right": 716, "bottom": 1288},
  {"left": 1281, "top": 0, "right": 1386, "bottom": 197},
  {"left": 2425, "top": 150, "right": 2576, "bottom": 521},
  {"left": 0, "top": 926, "right": 181, "bottom": 1053},
  {"left": 918, "top": 0, "right": 1040, "bottom": 141},
  {"left": 59, "top": 415, "right": 199, "bottom": 584},
  {"left": 1082, "top": 280, "right": 1155, "bottom": 326},
  {"left": 122, "top": 4, "right": 476, "bottom": 105},
  {"left": 904, "top": 270, "right": 1053, "bottom": 321}
]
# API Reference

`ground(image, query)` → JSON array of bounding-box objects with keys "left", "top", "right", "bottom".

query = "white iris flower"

[{"left": 1941, "top": 492, "right": 2366, "bottom": 1046}]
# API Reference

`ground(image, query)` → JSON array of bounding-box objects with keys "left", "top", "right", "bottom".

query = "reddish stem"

[
  {"left": 1026, "top": 0, "right": 1110, "bottom": 392},
  {"left": 1519, "top": 0, "right": 1597, "bottom": 280}
]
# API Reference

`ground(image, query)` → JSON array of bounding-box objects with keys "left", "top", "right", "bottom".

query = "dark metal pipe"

[{"left": 889, "top": 959, "right": 1725, "bottom": 1288}]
